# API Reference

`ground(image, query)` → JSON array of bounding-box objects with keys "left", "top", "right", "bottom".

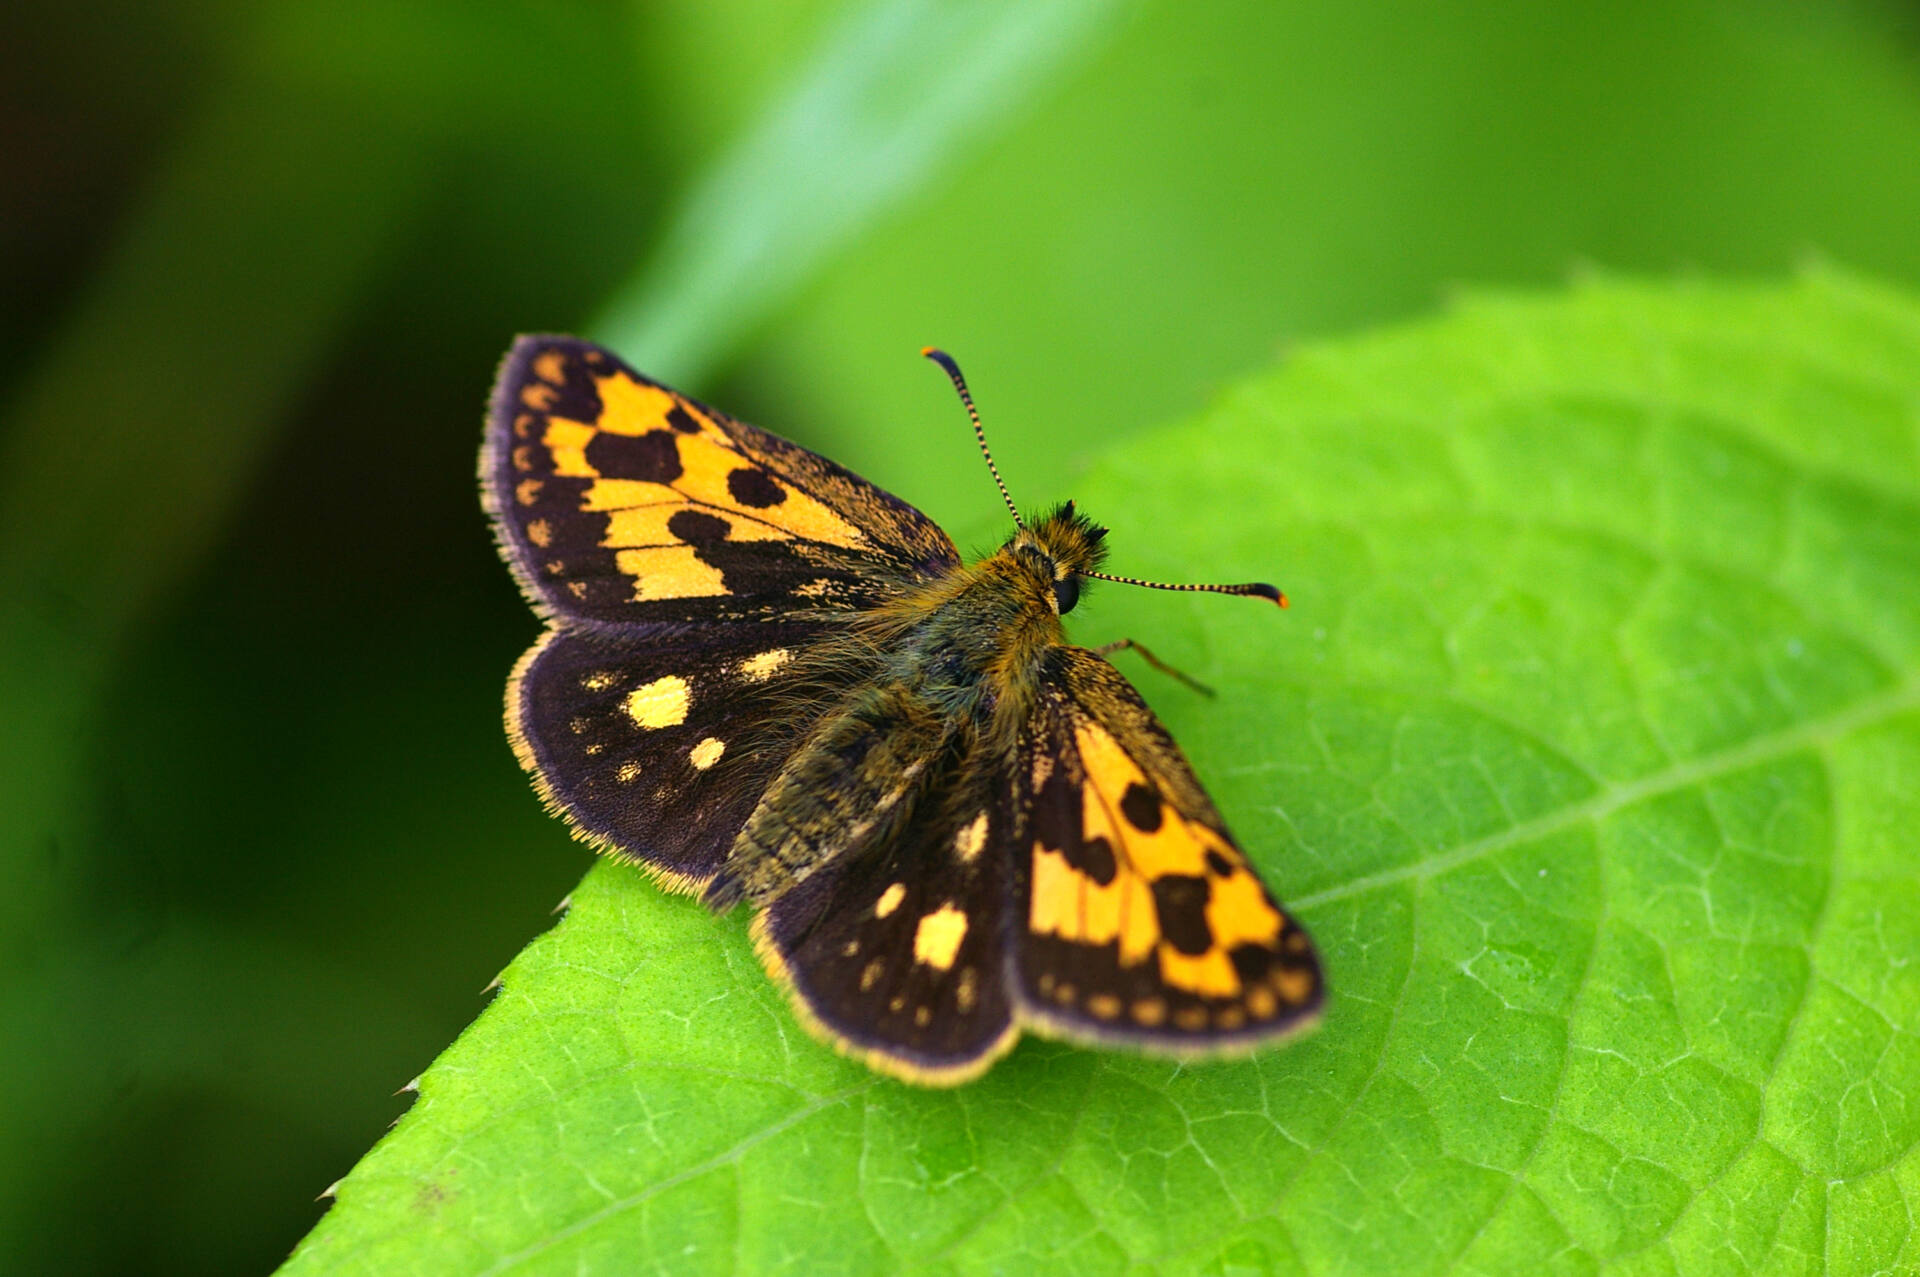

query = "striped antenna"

[
  {"left": 922, "top": 347, "right": 1284, "bottom": 607},
  {"left": 1085, "top": 571, "right": 1288, "bottom": 608},
  {"left": 922, "top": 347, "right": 1023, "bottom": 529}
]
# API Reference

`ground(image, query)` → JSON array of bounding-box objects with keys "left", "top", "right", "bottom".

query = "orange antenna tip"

[{"left": 1084, "top": 571, "right": 1289, "bottom": 606}]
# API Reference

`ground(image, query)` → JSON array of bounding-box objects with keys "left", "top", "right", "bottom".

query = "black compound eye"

[{"left": 1053, "top": 574, "right": 1081, "bottom": 614}]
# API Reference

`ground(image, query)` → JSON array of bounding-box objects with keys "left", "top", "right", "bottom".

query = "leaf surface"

[{"left": 284, "top": 270, "right": 1920, "bottom": 1275}]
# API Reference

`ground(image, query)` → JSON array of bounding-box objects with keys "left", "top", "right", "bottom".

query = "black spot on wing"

[
  {"left": 667, "top": 509, "right": 731, "bottom": 543},
  {"left": 726, "top": 466, "right": 787, "bottom": 508},
  {"left": 1119, "top": 782, "right": 1162, "bottom": 832},
  {"left": 585, "top": 429, "right": 682, "bottom": 483},
  {"left": 665, "top": 404, "right": 701, "bottom": 433},
  {"left": 1066, "top": 835, "right": 1116, "bottom": 887},
  {"left": 1228, "top": 943, "right": 1276, "bottom": 986},
  {"left": 1149, "top": 874, "right": 1213, "bottom": 956},
  {"left": 1204, "top": 848, "right": 1234, "bottom": 877}
]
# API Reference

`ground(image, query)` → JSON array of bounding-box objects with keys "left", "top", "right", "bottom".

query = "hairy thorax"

[
  {"left": 715, "top": 510, "right": 1104, "bottom": 904},
  {"left": 873, "top": 504, "right": 1108, "bottom": 730},
  {"left": 887, "top": 556, "right": 1061, "bottom": 722}
]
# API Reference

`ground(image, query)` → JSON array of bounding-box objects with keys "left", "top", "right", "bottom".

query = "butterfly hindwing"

[
  {"left": 753, "top": 738, "right": 1017, "bottom": 1083},
  {"left": 510, "top": 622, "right": 838, "bottom": 891},
  {"left": 483, "top": 336, "right": 960, "bottom": 627},
  {"left": 1010, "top": 647, "right": 1323, "bottom": 1049}
]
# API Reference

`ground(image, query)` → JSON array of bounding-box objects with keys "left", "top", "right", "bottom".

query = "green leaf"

[{"left": 283, "top": 269, "right": 1920, "bottom": 1274}]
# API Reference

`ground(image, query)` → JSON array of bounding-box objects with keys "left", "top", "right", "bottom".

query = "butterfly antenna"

[
  {"left": 1084, "top": 571, "right": 1289, "bottom": 608},
  {"left": 922, "top": 347, "right": 1024, "bottom": 529}
]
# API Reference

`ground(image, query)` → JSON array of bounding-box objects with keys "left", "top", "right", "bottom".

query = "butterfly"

[{"left": 481, "top": 336, "right": 1323, "bottom": 1083}]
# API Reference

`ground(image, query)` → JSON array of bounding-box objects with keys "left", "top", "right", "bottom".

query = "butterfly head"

[{"left": 1009, "top": 501, "right": 1109, "bottom": 615}]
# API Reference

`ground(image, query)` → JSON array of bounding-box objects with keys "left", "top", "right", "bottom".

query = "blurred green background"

[{"left": 6, "top": 0, "right": 1920, "bottom": 1271}]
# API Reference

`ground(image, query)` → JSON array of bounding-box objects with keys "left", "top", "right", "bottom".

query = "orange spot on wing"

[
  {"left": 1157, "top": 945, "right": 1239, "bottom": 998},
  {"left": 612, "top": 545, "right": 728, "bottom": 600},
  {"left": 1028, "top": 845, "right": 1158, "bottom": 965},
  {"left": 1275, "top": 966, "right": 1316, "bottom": 1005},
  {"left": 590, "top": 371, "right": 682, "bottom": 437},
  {"left": 542, "top": 418, "right": 598, "bottom": 477},
  {"left": 1028, "top": 847, "right": 1078, "bottom": 939},
  {"left": 580, "top": 478, "right": 677, "bottom": 510},
  {"left": 1204, "top": 858, "right": 1284, "bottom": 951},
  {"left": 912, "top": 903, "right": 969, "bottom": 971},
  {"left": 1116, "top": 873, "right": 1158, "bottom": 962}
]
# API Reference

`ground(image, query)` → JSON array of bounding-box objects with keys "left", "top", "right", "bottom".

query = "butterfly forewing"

[
  {"left": 512, "top": 623, "right": 838, "bottom": 891},
  {"left": 1010, "top": 648, "right": 1323, "bottom": 1049},
  {"left": 483, "top": 336, "right": 960, "bottom": 627}
]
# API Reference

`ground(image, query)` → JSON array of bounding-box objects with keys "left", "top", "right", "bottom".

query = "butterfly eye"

[{"left": 1053, "top": 574, "right": 1081, "bottom": 615}]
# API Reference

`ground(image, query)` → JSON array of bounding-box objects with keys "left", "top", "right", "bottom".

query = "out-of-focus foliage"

[{"left": 4, "top": 0, "right": 1920, "bottom": 1272}]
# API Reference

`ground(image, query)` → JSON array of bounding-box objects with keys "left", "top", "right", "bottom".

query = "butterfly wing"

[
  {"left": 483, "top": 335, "right": 960, "bottom": 628},
  {"left": 1009, "top": 647, "right": 1323, "bottom": 1049},
  {"left": 752, "top": 735, "right": 1018, "bottom": 1083},
  {"left": 511, "top": 622, "right": 845, "bottom": 891}
]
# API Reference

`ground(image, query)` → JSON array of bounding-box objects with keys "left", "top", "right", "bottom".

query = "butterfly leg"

[{"left": 1092, "top": 639, "right": 1215, "bottom": 697}]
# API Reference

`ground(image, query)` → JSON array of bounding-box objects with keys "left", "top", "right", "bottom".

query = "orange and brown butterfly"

[{"left": 481, "top": 336, "right": 1323, "bottom": 1083}]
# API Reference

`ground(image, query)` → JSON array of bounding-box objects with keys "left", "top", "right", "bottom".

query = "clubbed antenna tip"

[{"left": 1087, "top": 571, "right": 1289, "bottom": 607}]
